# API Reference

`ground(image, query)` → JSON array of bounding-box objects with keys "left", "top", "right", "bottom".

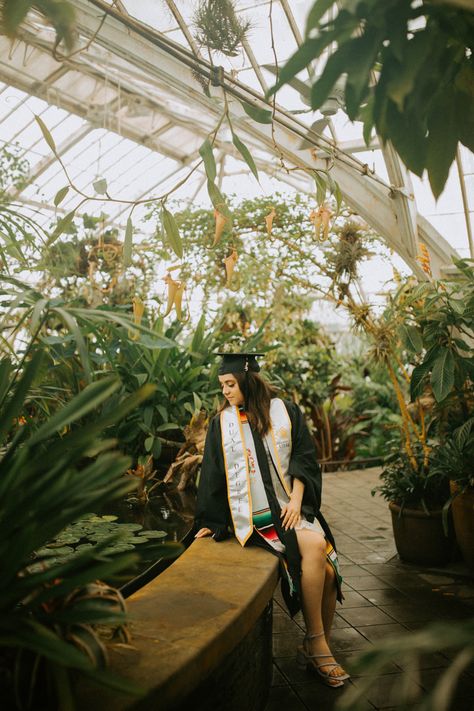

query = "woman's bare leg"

[
  {"left": 295, "top": 529, "right": 346, "bottom": 682},
  {"left": 322, "top": 562, "right": 337, "bottom": 638}
]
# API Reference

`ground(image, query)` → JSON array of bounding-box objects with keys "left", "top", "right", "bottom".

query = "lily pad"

[
  {"left": 39, "top": 546, "right": 73, "bottom": 556},
  {"left": 119, "top": 523, "right": 143, "bottom": 531},
  {"left": 55, "top": 536, "right": 80, "bottom": 545},
  {"left": 101, "top": 515, "right": 119, "bottom": 522},
  {"left": 138, "top": 530, "right": 168, "bottom": 539},
  {"left": 36, "top": 548, "right": 58, "bottom": 557}
]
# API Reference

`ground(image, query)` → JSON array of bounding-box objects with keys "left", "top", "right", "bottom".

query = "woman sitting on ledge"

[{"left": 194, "top": 353, "right": 348, "bottom": 688}]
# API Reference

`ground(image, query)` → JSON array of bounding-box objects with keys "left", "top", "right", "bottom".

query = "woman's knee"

[{"left": 297, "top": 531, "right": 327, "bottom": 561}]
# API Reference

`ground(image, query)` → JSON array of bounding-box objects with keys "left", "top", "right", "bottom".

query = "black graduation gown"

[{"left": 194, "top": 400, "right": 339, "bottom": 615}]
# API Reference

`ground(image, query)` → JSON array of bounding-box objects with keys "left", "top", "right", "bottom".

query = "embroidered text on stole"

[{"left": 220, "top": 399, "right": 292, "bottom": 546}]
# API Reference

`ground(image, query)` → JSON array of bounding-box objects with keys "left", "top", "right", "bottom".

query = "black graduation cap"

[{"left": 217, "top": 352, "right": 264, "bottom": 375}]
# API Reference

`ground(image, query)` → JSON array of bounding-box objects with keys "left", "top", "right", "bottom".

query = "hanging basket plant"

[{"left": 193, "top": 0, "right": 251, "bottom": 56}]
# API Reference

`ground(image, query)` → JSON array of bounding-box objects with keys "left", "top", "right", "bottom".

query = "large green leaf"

[
  {"left": 199, "top": 138, "right": 217, "bottom": 182},
  {"left": 3, "top": 0, "right": 77, "bottom": 50},
  {"left": 239, "top": 100, "right": 273, "bottom": 124},
  {"left": 431, "top": 348, "right": 455, "bottom": 402},
  {"left": 190, "top": 314, "right": 206, "bottom": 352},
  {"left": 385, "top": 32, "right": 431, "bottom": 111},
  {"left": 41, "top": 384, "right": 156, "bottom": 458},
  {"left": 310, "top": 41, "right": 354, "bottom": 111},
  {"left": 313, "top": 171, "right": 327, "bottom": 205},
  {"left": 269, "top": 37, "right": 329, "bottom": 96},
  {"left": 305, "top": 0, "right": 337, "bottom": 36},
  {"left": 231, "top": 130, "right": 259, "bottom": 181},
  {"left": 410, "top": 357, "right": 433, "bottom": 401},
  {"left": 377, "top": 101, "right": 427, "bottom": 177},
  {"left": 27, "top": 377, "right": 120, "bottom": 446},
  {"left": 69, "top": 308, "right": 176, "bottom": 348},
  {"left": 344, "top": 28, "right": 383, "bottom": 118},
  {"left": 206, "top": 180, "right": 231, "bottom": 219},
  {"left": 426, "top": 87, "right": 458, "bottom": 199},
  {"left": 161, "top": 207, "right": 183, "bottom": 259},
  {"left": 52, "top": 306, "right": 92, "bottom": 382},
  {"left": 123, "top": 217, "right": 133, "bottom": 268},
  {"left": 0, "top": 350, "right": 44, "bottom": 444},
  {"left": 456, "top": 86, "right": 474, "bottom": 153},
  {"left": 399, "top": 324, "right": 423, "bottom": 354},
  {"left": 54, "top": 186, "right": 69, "bottom": 207},
  {"left": 34, "top": 114, "right": 57, "bottom": 153}
]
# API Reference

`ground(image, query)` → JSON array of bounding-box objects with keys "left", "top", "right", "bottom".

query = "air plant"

[
  {"left": 326, "top": 220, "right": 373, "bottom": 285},
  {"left": 193, "top": 0, "right": 251, "bottom": 57}
]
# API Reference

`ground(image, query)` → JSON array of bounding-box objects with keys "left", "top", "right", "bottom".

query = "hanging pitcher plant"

[
  {"left": 265, "top": 207, "right": 276, "bottom": 235},
  {"left": 310, "top": 204, "right": 333, "bottom": 242},
  {"left": 223, "top": 249, "right": 238, "bottom": 288}
]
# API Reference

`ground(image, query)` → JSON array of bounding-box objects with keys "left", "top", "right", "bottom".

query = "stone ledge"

[{"left": 78, "top": 538, "right": 279, "bottom": 710}]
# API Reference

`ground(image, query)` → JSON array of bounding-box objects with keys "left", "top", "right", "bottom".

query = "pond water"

[
  {"left": 32, "top": 486, "right": 197, "bottom": 588},
  {"left": 103, "top": 485, "right": 196, "bottom": 544}
]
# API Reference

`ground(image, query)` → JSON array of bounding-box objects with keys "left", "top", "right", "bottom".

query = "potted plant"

[
  {"left": 432, "top": 421, "right": 474, "bottom": 573},
  {"left": 373, "top": 442, "right": 454, "bottom": 565}
]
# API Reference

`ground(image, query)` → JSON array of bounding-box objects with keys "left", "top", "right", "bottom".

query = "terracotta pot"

[
  {"left": 450, "top": 482, "right": 474, "bottom": 574},
  {"left": 389, "top": 502, "right": 454, "bottom": 566}
]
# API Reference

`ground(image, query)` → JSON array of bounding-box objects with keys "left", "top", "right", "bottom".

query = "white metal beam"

[{"left": 0, "top": 66, "right": 188, "bottom": 164}]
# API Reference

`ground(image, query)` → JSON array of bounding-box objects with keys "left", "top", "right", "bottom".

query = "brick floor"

[{"left": 265, "top": 467, "right": 474, "bottom": 711}]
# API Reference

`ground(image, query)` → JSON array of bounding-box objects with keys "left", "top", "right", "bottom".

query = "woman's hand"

[
  {"left": 281, "top": 479, "right": 304, "bottom": 530},
  {"left": 280, "top": 497, "right": 302, "bottom": 531},
  {"left": 194, "top": 527, "right": 213, "bottom": 538}
]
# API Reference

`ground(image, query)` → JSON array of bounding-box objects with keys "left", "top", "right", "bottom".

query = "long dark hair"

[{"left": 219, "top": 372, "right": 278, "bottom": 436}]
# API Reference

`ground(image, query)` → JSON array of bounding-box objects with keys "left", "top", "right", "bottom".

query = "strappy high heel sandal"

[{"left": 296, "top": 631, "right": 350, "bottom": 688}]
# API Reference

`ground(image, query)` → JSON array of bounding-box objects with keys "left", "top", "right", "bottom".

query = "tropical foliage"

[
  {"left": 0, "top": 346, "right": 167, "bottom": 709},
  {"left": 1, "top": 0, "right": 76, "bottom": 50},
  {"left": 369, "top": 257, "right": 474, "bottom": 508},
  {"left": 271, "top": 0, "right": 474, "bottom": 197}
]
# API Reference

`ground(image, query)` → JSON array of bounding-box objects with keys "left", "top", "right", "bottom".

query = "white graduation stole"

[{"left": 220, "top": 398, "right": 293, "bottom": 546}]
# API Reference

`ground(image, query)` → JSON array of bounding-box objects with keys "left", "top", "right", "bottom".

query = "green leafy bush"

[
  {"left": 373, "top": 442, "right": 450, "bottom": 511},
  {"left": 0, "top": 348, "right": 161, "bottom": 708}
]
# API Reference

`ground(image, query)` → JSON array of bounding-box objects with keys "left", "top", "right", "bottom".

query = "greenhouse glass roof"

[{"left": 0, "top": 0, "right": 472, "bottom": 279}]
